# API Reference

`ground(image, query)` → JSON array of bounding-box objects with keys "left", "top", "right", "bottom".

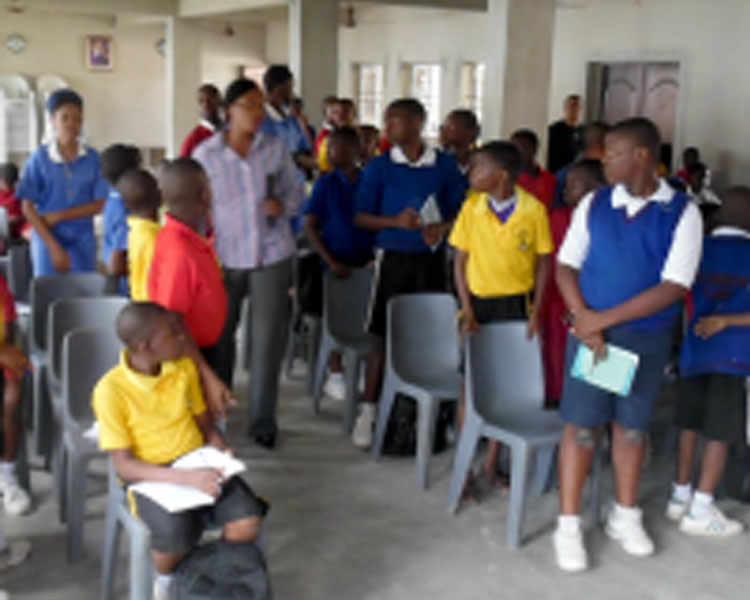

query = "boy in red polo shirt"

[
  {"left": 149, "top": 158, "right": 227, "bottom": 354},
  {"left": 512, "top": 129, "right": 557, "bottom": 210}
]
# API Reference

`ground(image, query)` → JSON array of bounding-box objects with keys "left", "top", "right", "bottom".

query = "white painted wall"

[
  {"left": 200, "top": 21, "right": 267, "bottom": 92},
  {"left": 550, "top": 0, "right": 750, "bottom": 187}
]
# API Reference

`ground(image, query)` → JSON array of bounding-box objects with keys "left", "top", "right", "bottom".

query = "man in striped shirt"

[{"left": 194, "top": 77, "right": 303, "bottom": 449}]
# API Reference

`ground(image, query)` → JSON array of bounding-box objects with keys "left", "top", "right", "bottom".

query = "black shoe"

[{"left": 254, "top": 433, "right": 276, "bottom": 449}]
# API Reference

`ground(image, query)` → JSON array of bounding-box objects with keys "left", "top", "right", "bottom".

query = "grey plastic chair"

[
  {"left": 61, "top": 327, "right": 121, "bottom": 563},
  {"left": 8, "top": 243, "right": 32, "bottom": 304},
  {"left": 372, "top": 293, "right": 461, "bottom": 489},
  {"left": 47, "top": 297, "right": 128, "bottom": 521},
  {"left": 0, "top": 207, "right": 9, "bottom": 243},
  {"left": 311, "top": 267, "right": 374, "bottom": 433},
  {"left": 446, "top": 322, "right": 565, "bottom": 548},
  {"left": 29, "top": 273, "right": 106, "bottom": 458},
  {"left": 100, "top": 458, "right": 153, "bottom": 600}
]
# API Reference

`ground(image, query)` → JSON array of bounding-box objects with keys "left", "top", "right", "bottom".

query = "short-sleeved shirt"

[
  {"left": 261, "top": 104, "right": 311, "bottom": 155},
  {"left": 93, "top": 352, "right": 206, "bottom": 465},
  {"left": 0, "top": 274, "right": 17, "bottom": 344},
  {"left": 102, "top": 187, "right": 129, "bottom": 264},
  {"left": 517, "top": 166, "right": 557, "bottom": 210},
  {"left": 0, "top": 189, "right": 26, "bottom": 237},
  {"left": 16, "top": 141, "right": 108, "bottom": 276},
  {"left": 147, "top": 214, "right": 227, "bottom": 348},
  {"left": 127, "top": 216, "right": 161, "bottom": 302},
  {"left": 180, "top": 121, "right": 216, "bottom": 158},
  {"left": 356, "top": 145, "right": 467, "bottom": 252},
  {"left": 450, "top": 187, "right": 554, "bottom": 298},
  {"left": 304, "top": 169, "right": 374, "bottom": 266}
]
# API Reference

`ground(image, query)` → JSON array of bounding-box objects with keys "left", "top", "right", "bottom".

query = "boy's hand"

[
  {"left": 50, "top": 245, "right": 71, "bottom": 274},
  {"left": 182, "top": 468, "right": 224, "bottom": 498},
  {"left": 0, "top": 344, "right": 31, "bottom": 379},
  {"left": 422, "top": 223, "right": 445, "bottom": 246},
  {"left": 395, "top": 208, "right": 421, "bottom": 231},
  {"left": 329, "top": 260, "right": 352, "bottom": 279},
  {"left": 460, "top": 311, "right": 480, "bottom": 337},
  {"left": 43, "top": 211, "right": 63, "bottom": 228},
  {"left": 571, "top": 308, "right": 607, "bottom": 339},
  {"left": 264, "top": 198, "right": 284, "bottom": 218},
  {"left": 203, "top": 371, "right": 238, "bottom": 423},
  {"left": 694, "top": 316, "right": 727, "bottom": 339},
  {"left": 581, "top": 332, "right": 607, "bottom": 362}
]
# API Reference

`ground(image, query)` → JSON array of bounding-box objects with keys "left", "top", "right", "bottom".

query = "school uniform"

[
  {"left": 517, "top": 166, "right": 557, "bottom": 211},
  {"left": 449, "top": 187, "right": 553, "bottom": 323},
  {"left": 0, "top": 188, "right": 26, "bottom": 239},
  {"left": 102, "top": 186, "right": 129, "bottom": 295},
  {"left": 676, "top": 227, "right": 750, "bottom": 443},
  {"left": 147, "top": 214, "right": 228, "bottom": 351},
  {"left": 127, "top": 215, "right": 161, "bottom": 302},
  {"left": 93, "top": 353, "right": 267, "bottom": 555},
  {"left": 356, "top": 145, "right": 467, "bottom": 336},
  {"left": 179, "top": 119, "right": 217, "bottom": 158},
  {"left": 261, "top": 104, "right": 311, "bottom": 156},
  {"left": 557, "top": 179, "right": 703, "bottom": 430},
  {"left": 16, "top": 141, "right": 108, "bottom": 277}
]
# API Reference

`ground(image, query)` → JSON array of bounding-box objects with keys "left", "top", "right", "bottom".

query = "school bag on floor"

[
  {"left": 174, "top": 540, "right": 272, "bottom": 600},
  {"left": 381, "top": 393, "right": 454, "bottom": 456}
]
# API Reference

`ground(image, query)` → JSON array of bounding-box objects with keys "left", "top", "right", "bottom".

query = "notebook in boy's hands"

[
  {"left": 571, "top": 343, "right": 640, "bottom": 397},
  {"left": 419, "top": 194, "right": 442, "bottom": 226},
  {"left": 129, "top": 446, "right": 246, "bottom": 513}
]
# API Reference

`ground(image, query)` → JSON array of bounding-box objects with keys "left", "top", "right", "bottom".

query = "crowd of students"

[{"left": 0, "top": 62, "right": 748, "bottom": 598}]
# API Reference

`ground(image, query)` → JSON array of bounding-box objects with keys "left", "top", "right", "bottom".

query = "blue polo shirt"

[
  {"left": 261, "top": 104, "right": 310, "bottom": 155},
  {"left": 305, "top": 169, "right": 373, "bottom": 266},
  {"left": 102, "top": 186, "right": 129, "bottom": 295},
  {"left": 356, "top": 146, "right": 467, "bottom": 253},
  {"left": 17, "top": 142, "right": 108, "bottom": 276}
]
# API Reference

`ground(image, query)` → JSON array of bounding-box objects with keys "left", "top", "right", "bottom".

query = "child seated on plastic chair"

[
  {"left": 0, "top": 274, "right": 31, "bottom": 516},
  {"left": 92, "top": 302, "right": 268, "bottom": 600}
]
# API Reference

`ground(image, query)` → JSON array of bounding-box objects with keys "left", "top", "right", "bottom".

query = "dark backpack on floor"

[
  {"left": 174, "top": 540, "right": 272, "bottom": 600},
  {"left": 381, "top": 394, "right": 454, "bottom": 456}
]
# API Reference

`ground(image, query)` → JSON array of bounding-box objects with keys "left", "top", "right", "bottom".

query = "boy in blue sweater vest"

[
  {"left": 666, "top": 186, "right": 750, "bottom": 538},
  {"left": 553, "top": 118, "right": 703, "bottom": 572},
  {"left": 353, "top": 98, "right": 466, "bottom": 448}
]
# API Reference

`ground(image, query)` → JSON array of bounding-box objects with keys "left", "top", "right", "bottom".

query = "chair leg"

[
  {"left": 311, "top": 335, "right": 334, "bottom": 413},
  {"left": 129, "top": 519, "right": 154, "bottom": 600},
  {"left": 416, "top": 395, "right": 439, "bottom": 490},
  {"left": 370, "top": 378, "right": 397, "bottom": 460},
  {"left": 32, "top": 366, "right": 51, "bottom": 459},
  {"left": 100, "top": 502, "right": 123, "bottom": 600},
  {"left": 305, "top": 318, "right": 321, "bottom": 398},
  {"left": 67, "top": 450, "right": 91, "bottom": 563},
  {"left": 342, "top": 350, "right": 360, "bottom": 434},
  {"left": 531, "top": 445, "right": 557, "bottom": 497},
  {"left": 506, "top": 442, "right": 531, "bottom": 549},
  {"left": 15, "top": 427, "right": 30, "bottom": 492},
  {"left": 54, "top": 443, "right": 67, "bottom": 524},
  {"left": 447, "top": 411, "right": 482, "bottom": 513}
]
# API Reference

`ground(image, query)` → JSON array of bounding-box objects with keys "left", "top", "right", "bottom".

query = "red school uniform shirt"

[
  {"left": 517, "top": 166, "right": 557, "bottom": 211},
  {"left": 179, "top": 122, "right": 216, "bottom": 158},
  {"left": 0, "top": 189, "right": 27, "bottom": 238},
  {"left": 0, "top": 274, "right": 18, "bottom": 381},
  {"left": 147, "top": 214, "right": 228, "bottom": 348}
]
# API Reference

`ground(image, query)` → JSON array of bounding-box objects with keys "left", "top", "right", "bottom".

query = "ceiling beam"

[
  {"left": 178, "top": 0, "right": 285, "bottom": 18},
  {"left": 354, "top": 0, "right": 487, "bottom": 11},
  {"left": 10, "top": 0, "right": 176, "bottom": 16}
]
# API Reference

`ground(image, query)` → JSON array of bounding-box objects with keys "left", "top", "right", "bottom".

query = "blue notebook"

[{"left": 571, "top": 343, "right": 640, "bottom": 397}]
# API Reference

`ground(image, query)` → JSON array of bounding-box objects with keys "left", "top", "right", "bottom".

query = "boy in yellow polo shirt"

[
  {"left": 450, "top": 140, "right": 553, "bottom": 494},
  {"left": 93, "top": 302, "right": 267, "bottom": 599},
  {"left": 117, "top": 168, "right": 162, "bottom": 301}
]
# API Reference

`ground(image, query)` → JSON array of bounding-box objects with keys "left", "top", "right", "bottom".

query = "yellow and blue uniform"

[{"left": 17, "top": 142, "right": 108, "bottom": 277}]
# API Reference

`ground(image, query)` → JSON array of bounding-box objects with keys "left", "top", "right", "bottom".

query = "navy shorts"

[
  {"left": 675, "top": 373, "right": 747, "bottom": 443},
  {"left": 559, "top": 326, "right": 672, "bottom": 431}
]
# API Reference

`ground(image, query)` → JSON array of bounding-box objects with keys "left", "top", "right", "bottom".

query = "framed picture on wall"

[{"left": 85, "top": 35, "right": 114, "bottom": 71}]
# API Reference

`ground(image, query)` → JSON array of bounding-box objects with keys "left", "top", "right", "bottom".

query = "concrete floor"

[{"left": 2, "top": 367, "right": 749, "bottom": 600}]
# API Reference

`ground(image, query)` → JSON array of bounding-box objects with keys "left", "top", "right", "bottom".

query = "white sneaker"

[
  {"left": 153, "top": 575, "right": 174, "bottom": 600},
  {"left": 552, "top": 522, "right": 588, "bottom": 573},
  {"left": 605, "top": 505, "right": 655, "bottom": 557},
  {"left": 679, "top": 504, "right": 744, "bottom": 538},
  {"left": 665, "top": 496, "right": 690, "bottom": 522},
  {"left": 323, "top": 372, "right": 346, "bottom": 402},
  {"left": 0, "top": 473, "right": 31, "bottom": 516},
  {"left": 352, "top": 404, "right": 376, "bottom": 449},
  {"left": 0, "top": 589, "right": 8, "bottom": 600},
  {"left": 0, "top": 539, "right": 31, "bottom": 572}
]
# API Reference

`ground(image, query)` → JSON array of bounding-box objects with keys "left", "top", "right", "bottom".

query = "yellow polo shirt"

[
  {"left": 127, "top": 216, "right": 162, "bottom": 302},
  {"left": 317, "top": 135, "right": 332, "bottom": 173},
  {"left": 92, "top": 352, "right": 206, "bottom": 465},
  {"left": 449, "top": 187, "right": 553, "bottom": 298}
]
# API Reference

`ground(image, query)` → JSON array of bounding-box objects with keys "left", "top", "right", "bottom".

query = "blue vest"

[
  {"left": 681, "top": 235, "right": 750, "bottom": 377},
  {"left": 579, "top": 186, "right": 690, "bottom": 331}
]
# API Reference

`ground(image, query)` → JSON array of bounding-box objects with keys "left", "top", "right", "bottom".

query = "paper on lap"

[{"left": 129, "top": 446, "right": 246, "bottom": 513}]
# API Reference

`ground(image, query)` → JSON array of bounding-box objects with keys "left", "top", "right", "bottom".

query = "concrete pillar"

[
  {"left": 288, "top": 0, "right": 338, "bottom": 118},
  {"left": 165, "top": 17, "right": 201, "bottom": 157},
  {"left": 483, "top": 0, "right": 556, "bottom": 140}
]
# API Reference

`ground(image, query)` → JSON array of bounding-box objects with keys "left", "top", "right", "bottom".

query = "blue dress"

[{"left": 16, "top": 142, "right": 109, "bottom": 276}]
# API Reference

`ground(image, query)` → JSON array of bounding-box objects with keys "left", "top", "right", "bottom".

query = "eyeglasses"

[{"left": 232, "top": 100, "right": 264, "bottom": 112}]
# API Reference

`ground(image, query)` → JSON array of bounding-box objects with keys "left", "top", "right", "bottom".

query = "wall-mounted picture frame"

[{"left": 85, "top": 35, "right": 114, "bottom": 71}]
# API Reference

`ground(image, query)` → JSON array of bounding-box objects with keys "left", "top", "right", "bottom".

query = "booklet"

[
  {"left": 128, "top": 446, "right": 246, "bottom": 513},
  {"left": 419, "top": 194, "right": 442, "bottom": 226},
  {"left": 571, "top": 343, "right": 640, "bottom": 397}
]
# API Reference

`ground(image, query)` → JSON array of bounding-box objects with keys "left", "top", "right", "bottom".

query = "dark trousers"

[{"left": 214, "top": 259, "right": 292, "bottom": 437}]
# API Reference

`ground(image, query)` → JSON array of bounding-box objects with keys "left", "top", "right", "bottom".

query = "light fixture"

[
  {"left": 222, "top": 22, "right": 235, "bottom": 37},
  {"left": 344, "top": 3, "right": 356, "bottom": 28}
]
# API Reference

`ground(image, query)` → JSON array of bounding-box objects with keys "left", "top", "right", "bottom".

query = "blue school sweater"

[
  {"left": 681, "top": 233, "right": 750, "bottom": 377},
  {"left": 355, "top": 148, "right": 466, "bottom": 252},
  {"left": 579, "top": 186, "right": 691, "bottom": 331}
]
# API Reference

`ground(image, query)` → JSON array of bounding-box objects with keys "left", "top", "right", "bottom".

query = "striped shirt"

[{"left": 193, "top": 130, "right": 303, "bottom": 269}]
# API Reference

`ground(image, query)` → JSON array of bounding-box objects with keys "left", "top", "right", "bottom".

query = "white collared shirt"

[
  {"left": 390, "top": 144, "right": 437, "bottom": 168},
  {"left": 264, "top": 102, "right": 288, "bottom": 122},
  {"left": 558, "top": 179, "right": 703, "bottom": 288},
  {"left": 199, "top": 119, "right": 217, "bottom": 132},
  {"left": 712, "top": 226, "right": 750, "bottom": 240},
  {"left": 47, "top": 139, "right": 87, "bottom": 163},
  {"left": 489, "top": 194, "right": 517, "bottom": 214}
]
